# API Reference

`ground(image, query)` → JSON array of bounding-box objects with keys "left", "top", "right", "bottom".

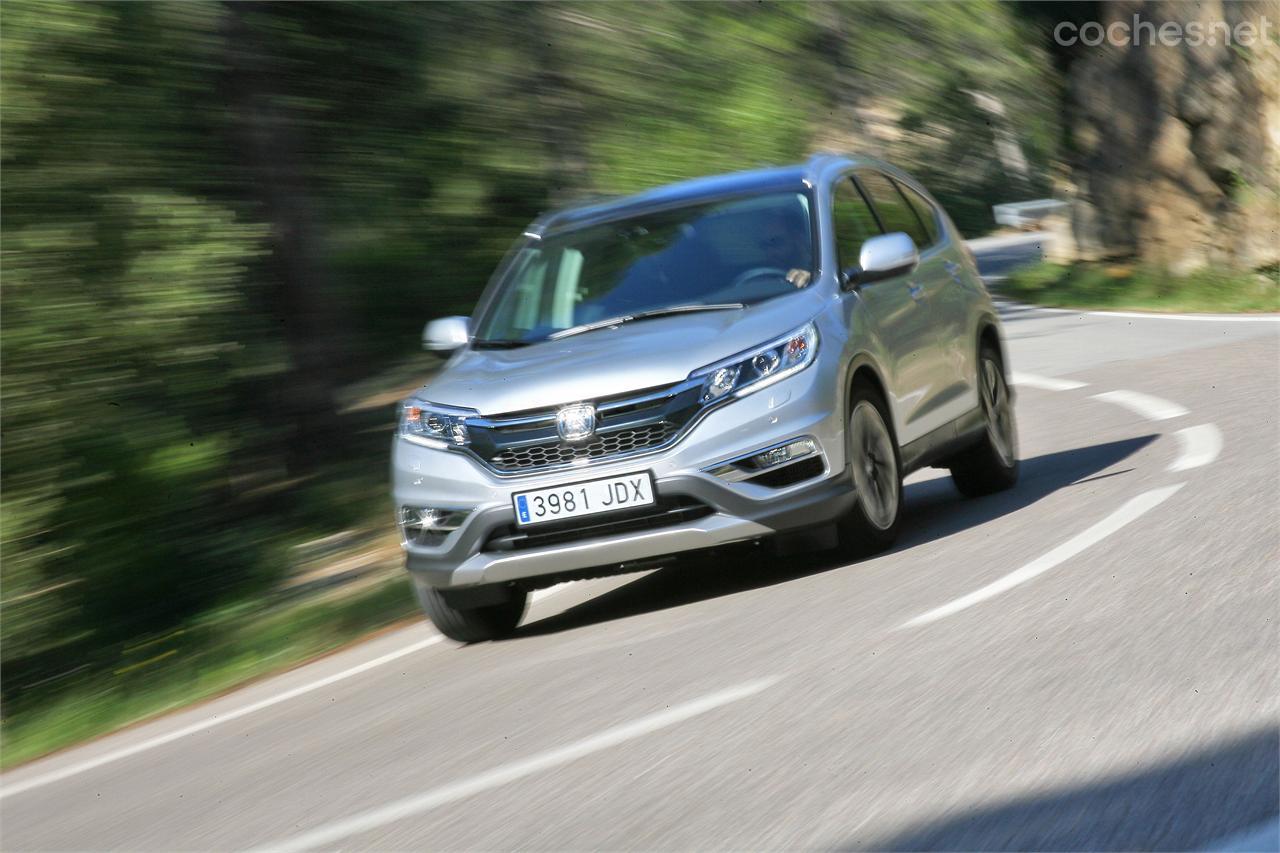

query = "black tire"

[
  {"left": 949, "top": 343, "right": 1019, "bottom": 497},
  {"left": 836, "top": 383, "right": 903, "bottom": 556},
  {"left": 417, "top": 585, "right": 527, "bottom": 643}
]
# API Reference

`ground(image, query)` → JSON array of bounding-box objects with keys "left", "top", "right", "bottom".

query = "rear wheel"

[
  {"left": 417, "top": 585, "right": 527, "bottom": 643},
  {"left": 837, "top": 384, "right": 903, "bottom": 555},
  {"left": 949, "top": 344, "right": 1019, "bottom": 496}
]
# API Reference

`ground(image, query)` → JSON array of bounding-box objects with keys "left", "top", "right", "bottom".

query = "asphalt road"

[{"left": 3, "top": 290, "right": 1278, "bottom": 850}]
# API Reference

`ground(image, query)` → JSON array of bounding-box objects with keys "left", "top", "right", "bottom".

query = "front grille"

[
  {"left": 490, "top": 422, "right": 677, "bottom": 473},
  {"left": 464, "top": 379, "right": 704, "bottom": 475},
  {"left": 483, "top": 495, "right": 712, "bottom": 552}
]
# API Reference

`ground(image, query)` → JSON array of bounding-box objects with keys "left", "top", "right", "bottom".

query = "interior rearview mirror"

[
  {"left": 423, "top": 316, "right": 470, "bottom": 353},
  {"left": 842, "top": 232, "right": 920, "bottom": 289}
]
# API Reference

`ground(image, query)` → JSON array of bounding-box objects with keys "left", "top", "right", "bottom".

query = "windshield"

[{"left": 472, "top": 191, "right": 815, "bottom": 345}]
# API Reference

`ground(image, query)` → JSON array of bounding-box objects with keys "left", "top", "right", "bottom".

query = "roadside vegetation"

[{"left": 1001, "top": 262, "right": 1280, "bottom": 314}]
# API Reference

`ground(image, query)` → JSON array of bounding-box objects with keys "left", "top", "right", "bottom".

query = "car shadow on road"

[
  {"left": 842, "top": 725, "right": 1279, "bottom": 851},
  {"left": 513, "top": 434, "right": 1157, "bottom": 638}
]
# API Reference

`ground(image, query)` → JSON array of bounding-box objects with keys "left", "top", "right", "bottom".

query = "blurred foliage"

[
  {"left": 834, "top": 2, "right": 1060, "bottom": 232},
  {"left": 1, "top": 1, "right": 1060, "bottom": 724},
  {"left": 1002, "top": 261, "right": 1280, "bottom": 313}
]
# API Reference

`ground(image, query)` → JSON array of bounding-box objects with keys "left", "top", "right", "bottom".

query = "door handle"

[{"left": 908, "top": 283, "right": 924, "bottom": 301}]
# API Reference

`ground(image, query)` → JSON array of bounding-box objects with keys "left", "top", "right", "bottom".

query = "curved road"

[{"left": 3, "top": 297, "right": 1278, "bottom": 851}]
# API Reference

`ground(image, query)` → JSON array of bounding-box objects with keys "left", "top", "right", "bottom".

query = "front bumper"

[
  {"left": 394, "top": 366, "right": 850, "bottom": 589},
  {"left": 402, "top": 468, "right": 855, "bottom": 587}
]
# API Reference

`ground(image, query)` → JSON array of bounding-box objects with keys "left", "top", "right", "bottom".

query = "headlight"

[
  {"left": 693, "top": 322, "right": 819, "bottom": 403},
  {"left": 399, "top": 400, "right": 473, "bottom": 448}
]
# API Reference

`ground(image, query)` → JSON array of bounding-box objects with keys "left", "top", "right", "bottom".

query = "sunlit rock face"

[{"left": 1068, "top": 0, "right": 1280, "bottom": 273}]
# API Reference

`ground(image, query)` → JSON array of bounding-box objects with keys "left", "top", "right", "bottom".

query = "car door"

[
  {"left": 833, "top": 175, "right": 938, "bottom": 447},
  {"left": 852, "top": 170, "right": 957, "bottom": 441},
  {"left": 894, "top": 178, "right": 980, "bottom": 420}
]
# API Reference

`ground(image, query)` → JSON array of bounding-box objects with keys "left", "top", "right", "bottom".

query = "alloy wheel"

[
  {"left": 849, "top": 400, "right": 899, "bottom": 531},
  {"left": 980, "top": 357, "right": 1017, "bottom": 467}
]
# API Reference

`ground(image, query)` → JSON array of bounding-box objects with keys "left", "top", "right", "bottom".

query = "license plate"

[{"left": 512, "top": 471, "right": 655, "bottom": 527}]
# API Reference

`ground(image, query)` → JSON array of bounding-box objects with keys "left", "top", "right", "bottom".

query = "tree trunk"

[
  {"left": 220, "top": 3, "right": 345, "bottom": 471},
  {"left": 524, "top": 5, "right": 594, "bottom": 204}
]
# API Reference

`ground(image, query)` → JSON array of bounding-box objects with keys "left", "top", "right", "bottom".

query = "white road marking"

[
  {"left": 898, "top": 484, "right": 1185, "bottom": 629},
  {"left": 1075, "top": 308, "right": 1274, "bottom": 322},
  {"left": 3, "top": 582, "right": 613, "bottom": 800},
  {"left": 1010, "top": 371, "right": 1088, "bottom": 391},
  {"left": 993, "top": 302, "right": 1274, "bottom": 322},
  {"left": 251, "top": 677, "right": 781, "bottom": 853},
  {"left": 1091, "top": 390, "right": 1189, "bottom": 421},
  {"left": 1169, "top": 424, "right": 1224, "bottom": 471},
  {"left": 0, "top": 635, "right": 444, "bottom": 800}
]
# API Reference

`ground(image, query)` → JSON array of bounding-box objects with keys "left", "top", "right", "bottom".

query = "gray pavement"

[{"left": 2, "top": 299, "right": 1278, "bottom": 851}]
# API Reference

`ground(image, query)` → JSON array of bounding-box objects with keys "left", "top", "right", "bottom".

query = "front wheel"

[
  {"left": 949, "top": 344, "right": 1019, "bottom": 497},
  {"left": 417, "top": 585, "right": 527, "bottom": 643},
  {"left": 836, "top": 384, "right": 903, "bottom": 556}
]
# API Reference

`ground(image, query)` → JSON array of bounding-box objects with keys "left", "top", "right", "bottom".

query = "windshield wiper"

[
  {"left": 549, "top": 303, "right": 745, "bottom": 341},
  {"left": 471, "top": 339, "right": 533, "bottom": 349}
]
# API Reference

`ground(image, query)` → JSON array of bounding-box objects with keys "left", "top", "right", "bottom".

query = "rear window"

[
  {"left": 856, "top": 170, "right": 931, "bottom": 250},
  {"left": 896, "top": 182, "right": 942, "bottom": 247}
]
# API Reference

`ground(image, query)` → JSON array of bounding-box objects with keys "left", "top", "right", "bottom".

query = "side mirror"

[
  {"left": 842, "top": 232, "right": 920, "bottom": 289},
  {"left": 423, "top": 316, "right": 470, "bottom": 354}
]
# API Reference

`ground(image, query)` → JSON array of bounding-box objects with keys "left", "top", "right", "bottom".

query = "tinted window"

[
  {"left": 474, "top": 192, "right": 816, "bottom": 344},
  {"left": 896, "top": 181, "right": 941, "bottom": 246},
  {"left": 856, "top": 171, "right": 930, "bottom": 249},
  {"left": 833, "top": 178, "right": 882, "bottom": 269}
]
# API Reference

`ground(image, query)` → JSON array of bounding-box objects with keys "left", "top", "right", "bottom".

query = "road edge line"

[
  {"left": 251, "top": 676, "right": 782, "bottom": 853},
  {"left": 0, "top": 635, "right": 444, "bottom": 800}
]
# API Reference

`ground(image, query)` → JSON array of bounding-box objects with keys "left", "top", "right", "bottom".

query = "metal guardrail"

[{"left": 992, "top": 199, "right": 1068, "bottom": 229}]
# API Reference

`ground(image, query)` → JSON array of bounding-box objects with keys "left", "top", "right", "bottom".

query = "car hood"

[{"left": 420, "top": 290, "right": 826, "bottom": 415}]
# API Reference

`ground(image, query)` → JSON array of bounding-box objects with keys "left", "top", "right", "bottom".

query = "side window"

[
  {"left": 493, "top": 249, "right": 547, "bottom": 335},
  {"left": 855, "top": 170, "right": 930, "bottom": 250},
  {"left": 489, "top": 247, "right": 586, "bottom": 333},
  {"left": 832, "top": 178, "right": 882, "bottom": 269},
  {"left": 896, "top": 181, "right": 941, "bottom": 247}
]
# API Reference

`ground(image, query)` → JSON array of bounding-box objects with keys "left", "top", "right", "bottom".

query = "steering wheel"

[{"left": 729, "top": 266, "right": 789, "bottom": 291}]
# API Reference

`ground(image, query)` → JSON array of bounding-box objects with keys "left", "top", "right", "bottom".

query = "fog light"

[
  {"left": 746, "top": 438, "right": 817, "bottom": 470},
  {"left": 705, "top": 437, "right": 821, "bottom": 483},
  {"left": 398, "top": 506, "right": 471, "bottom": 546}
]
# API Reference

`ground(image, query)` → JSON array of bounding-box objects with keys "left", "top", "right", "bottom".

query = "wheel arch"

[
  {"left": 976, "top": 315, "right": 1014, "bottom": 400},
  {"left": 843, "top": 353, "right": 897, "bottom": 443}
]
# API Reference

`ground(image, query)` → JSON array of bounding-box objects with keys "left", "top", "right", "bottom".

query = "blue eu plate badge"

[{"left": 516, "top": 495, "right": 530, "bottom": 523}]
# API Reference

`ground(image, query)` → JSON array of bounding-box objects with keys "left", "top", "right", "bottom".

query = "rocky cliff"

[{"left": 1067, "top": 0, "right": 1279, "bottom": 272}]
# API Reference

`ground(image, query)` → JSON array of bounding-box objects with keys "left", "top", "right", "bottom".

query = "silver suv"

[{"left": 394, "top": 154, "right": 1018, "bottom": 642}]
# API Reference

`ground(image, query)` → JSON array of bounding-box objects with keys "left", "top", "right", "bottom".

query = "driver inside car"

[{"left": 758, "top": 210, "right": 812, "bottom": 289}]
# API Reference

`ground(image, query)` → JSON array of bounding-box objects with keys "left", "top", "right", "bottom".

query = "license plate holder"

[{"left": 512, "top": 471, "right": 656, "bottom": 527}]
